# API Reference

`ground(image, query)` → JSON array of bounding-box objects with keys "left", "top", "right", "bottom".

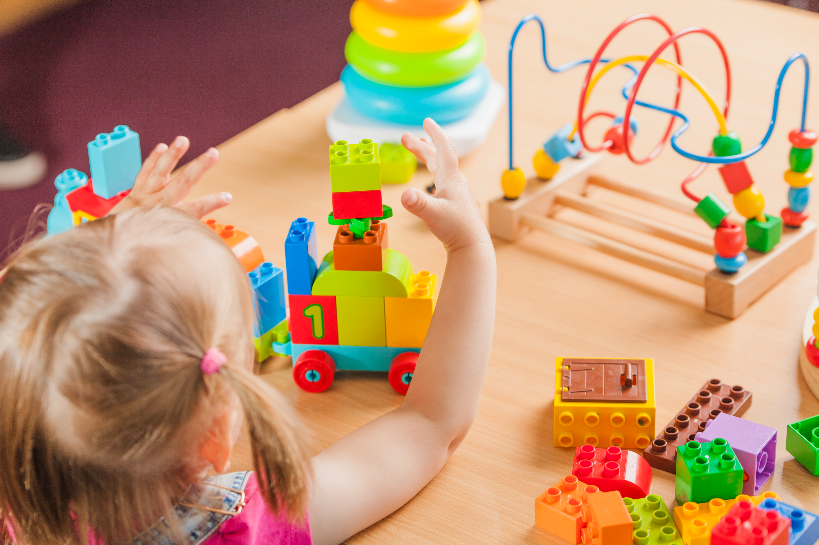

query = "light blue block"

[
  {"left": 291, "top": 343, "right": 420, "bottom": 372},
  {"left": 542, "top": 122, "right": 583, "bottom": 163},
  {"left": 758, "top": 498, "right": 819, "bottom": 545},
  {"left": 284, "top": 218, "right": 318, "bottom": 295},
  {"left": 249, "top": 262, "right": 286, "bottom": 337},
  {"left": 87, "top": 125, "right": 142, "bottom": 199},
  {"left": 47, "top": 169, "right": 87, "bottom": 236},
  {"left": 789, "top": 186, "right": 810, "bottom": 213}
]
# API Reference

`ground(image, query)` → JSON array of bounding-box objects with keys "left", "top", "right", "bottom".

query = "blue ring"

[{"left": 341, "top": 63, "right": 490, "bottom": 124}]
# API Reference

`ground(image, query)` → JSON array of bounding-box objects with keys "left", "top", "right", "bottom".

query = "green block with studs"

[
  {"left": 694, "top": 193, "right": 730, "bottom": 229},
  {"left": 328, "top": 139, "right": 381, "bottom": 193},
  {"left": 623, "top": 495, "right": 683, "bottom": 545},
  {"left": 786, "top": 415, "right": 819, "bottom": 476},
  {"left": 254, "top": 318, "right": 290, "bottom": 362},
  {"left": 790, "top": 146, "right": 813, "bottom": 173},
  {"left": 380, "top": 143, "right": 417, "bottom": 184},
  {"left": 745, "top": 214, "right": 782, "bottom": 253},
  {"left": 675, "top": 439, "right": 743, "bottom": 505}
]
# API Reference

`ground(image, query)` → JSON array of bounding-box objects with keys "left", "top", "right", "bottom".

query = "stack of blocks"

[
  {"left": 553, "top": 358, "right": 656, "bottom": 450},
  {"left": 47, "top": 125, "right": 142, "bottom": 235},
  {"left": 287, "top": 139, "right": 436, "bottom": 368}
]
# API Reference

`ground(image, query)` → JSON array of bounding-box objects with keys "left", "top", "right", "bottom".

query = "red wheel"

[
  {"left": 388, "top": 352, "right": 418, "bottom": 395},
  {"left": 293, "top": 350, "right": 336, "bottom": 393}
]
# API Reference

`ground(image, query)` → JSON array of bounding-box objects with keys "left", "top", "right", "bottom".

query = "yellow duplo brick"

[
  {"left": 385, "top": 271, "right": 437, "bottom": 348},
  {"left": 673, "top": 491, "right": 780, "bottom": 545},
  {"left": 72, "top": 210, "right": 97, "bottom": 225},
  {"left": 337, "top": 296, "right": 386, "bottom": 347}
]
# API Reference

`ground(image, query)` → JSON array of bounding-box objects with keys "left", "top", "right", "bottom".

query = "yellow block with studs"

[{"left": 385, "top": 272, "right": 437, "bottom": 348}]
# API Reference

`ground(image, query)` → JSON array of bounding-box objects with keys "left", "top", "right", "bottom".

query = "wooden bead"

[
  {"left": 694, "top": 193, "right": 730, "bottom": 229},
  {"left": 717, "top": 161, "right": 755, "bottom": 194},
  {"left": 712, "top": 131, "right": 742, "bottom": 157},
  {"left": 781, "top": 207, "right": 809, "bottom": 228},
  {"left": 790, "top": 146, "right": 813, "bottom": 173},
  {"left": 714, "top": 252, "right": 747, "bottom": 274},
  {"left": 813, "top": 307, "right": 819, "bottom": 322},
  {"left": 733, "top": 185, "right": 765, "bottom": 219},
  {"left": 502, "top": 168, "right": 526, "bottom": 200},
  {"left": 784, "top": 169, "right": 814, "bottom": 188},
  {"left": 807, "top": 336, "right": 819, "bottom": 368},
  {"left": 533, "top": 149, "right": 560, "bottom": 180},
  {"left": 604, "top": 125, "right": 633, "bottom": 155},
  {"left": 789, "top": 129, "right": 817, "bottom": 149},
  {"left": 788, "top": 186, "right": 810, "bottom": 213},
  {"left": 714, "top": 223, "right": 745, "bottom": 258},
  {"left": 812, "top": 322, "right": 819, "bottom": 340}
]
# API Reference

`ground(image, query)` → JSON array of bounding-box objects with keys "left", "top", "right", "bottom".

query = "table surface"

[{"left": 190, "top": 0, "right": 819, "bottom": 542}]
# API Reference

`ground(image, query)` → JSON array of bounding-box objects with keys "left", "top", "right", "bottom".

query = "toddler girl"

[{"left": 0, "top": 119, "right": 496, "bottom": 545}]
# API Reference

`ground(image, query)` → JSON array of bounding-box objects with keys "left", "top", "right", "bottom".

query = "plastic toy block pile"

[{"left": 538, "top": 358, "right": 819, "bottom": 545}]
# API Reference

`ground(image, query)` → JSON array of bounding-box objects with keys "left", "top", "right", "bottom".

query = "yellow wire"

[{"left": 568, "top": 55, "right": 729, "bottom": 141}]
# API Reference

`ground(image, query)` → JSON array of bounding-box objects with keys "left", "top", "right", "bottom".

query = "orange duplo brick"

[
  {"left": 581, "top": 491, "right": 632, "bottom": 545},
  {"left": 205, "top": 219, "right": 265, "bottom": 273},
  {"left": 535, "top": 475, "right": 600, "bottom": 544},
  {"left": 332, "top": 220, "right": 389, "bottom": 271}
]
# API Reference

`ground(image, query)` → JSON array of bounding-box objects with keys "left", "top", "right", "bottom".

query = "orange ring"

[{"left": 362, "top": 0, "right": 468, "bottom": 17}]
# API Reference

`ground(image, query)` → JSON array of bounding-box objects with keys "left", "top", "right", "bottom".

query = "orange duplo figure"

[
  {"left": 332, "top": 220, "right": 389, "bottom": 272},
  {"left": 535, "top": 475, "right": 600, "bottom": 544},
  {"left": 581, "top": 491, "right": 632, "bottom": 545},
  {"left": 205, "top": 219, "right": 265, "bottom": 273}
]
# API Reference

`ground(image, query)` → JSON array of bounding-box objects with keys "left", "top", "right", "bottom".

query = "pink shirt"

[{"left": 201, "top": 473, "right": 312, "bottom": 545}]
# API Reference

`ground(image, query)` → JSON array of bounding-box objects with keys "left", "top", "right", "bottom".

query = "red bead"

[
  {"left": 789, "top": 129, "right": 818, "bottom": 149},
  {"left": 604, "top": 125, "right": 633, "bottom": 155},
  {"left": 781, "top": 206, "right": 809, "bottom": 228},
  {"left": 714, "top": 222, "right": 746, "bottom": 258},
  {"left": 807, "top": 337, "right": 819, "bottom": 368}
]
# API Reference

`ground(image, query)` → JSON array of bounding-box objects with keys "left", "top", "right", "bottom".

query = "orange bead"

[{"left": 363, "top": 0, "right": 468, "bottom": 17}]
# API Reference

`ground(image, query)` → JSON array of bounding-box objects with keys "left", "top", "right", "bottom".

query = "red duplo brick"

[
  {"left": 572, "top": 445, "right": 652, "bottom": 499},
  {"left": 331, "top": 189, "right": 382, "bottom": 220}
]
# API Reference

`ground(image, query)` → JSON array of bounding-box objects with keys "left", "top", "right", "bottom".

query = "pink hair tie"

[{"left": 201, "top": 347, "right": 227, "bottom": 375}]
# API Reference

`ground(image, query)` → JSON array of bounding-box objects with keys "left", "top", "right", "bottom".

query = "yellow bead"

[
  {"left": 733, "top": 185, "right": 765, "bottom": 219},
  {"left": 784, "top": 169, "right": 814, "bottom": 188},
  {"left": 812, "top": 322, "right": 819, "bottom": 339},
  {"left": 533, "top": 148, "right": 560, "bottom": 180},
  {"left": 813, "top": 307, "right": 819, "bottom": 322},
  {"left": 502, "top": 168, "right": 526, "bottom": 200}
]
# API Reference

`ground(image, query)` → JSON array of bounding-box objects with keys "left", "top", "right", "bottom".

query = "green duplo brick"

[
  {"left": 329, "top": 139, "right": 381, "bottom": 193},
  {"left": 675, "top": 439, "right": 743, "bottom": 505},
  {"left": 623, "top": 495, "right": 683, "bottom": 545},
  {"left": 694, "top": 193, "right": 730, "bottom": 228},
  {"left": 380, "top": 143, "right": 417, "bottom": 184},
  {"left": 745, "top": 214, "right": 782, "bottom": 253},
  {"left": 790, "top": 146, "right": 813, "bottom": 173},
  {"left": 786, "top": 415, "right": 819, "bottom": 475}
]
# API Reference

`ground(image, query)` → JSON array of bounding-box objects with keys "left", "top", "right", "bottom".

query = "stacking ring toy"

[
  {"left": 341, "top": 63, "right": 490, "bottom": 124},
  {"left": 345, "top": 31, "right": 485, "bottom": 87},
  {"left": 350, "top": 0, "right": 481, "bottom": 53},
  {"left": 363, "top": 0, "right": 468, "bottom": 17}
]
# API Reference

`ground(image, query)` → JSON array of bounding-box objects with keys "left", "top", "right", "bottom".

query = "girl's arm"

[{"left": 308, "top": 119, "right": 497, "bottom": 545}]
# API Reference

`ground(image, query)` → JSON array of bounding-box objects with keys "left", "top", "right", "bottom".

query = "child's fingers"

[
  {"left": 165, "top": 148, "right": 219, "bottom": 201},
  {"left": 401, "top": 187, "right": 440, "bottom": 225},
  {"left": 144, "top": 136, "right": 190, "bottom": 192},
  {"left": 133, "top": 143, "right": 168, "bottom": 191},
  {"left": 423, "top": 118, "right": 459, "bottom": 184},
  {"left": 401, "top": 132, "right": 436, "bottom": 167},
  {"left": 178, "top": 192, "right": 233, "bottom": 219}
]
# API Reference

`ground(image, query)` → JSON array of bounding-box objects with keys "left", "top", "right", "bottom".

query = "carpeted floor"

[{"left": 0, "top": 0, "right": 353, "bottom": 254}]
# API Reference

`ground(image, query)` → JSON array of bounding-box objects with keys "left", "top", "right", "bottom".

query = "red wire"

[
  {"left": 577, "top": 14, "right": 683, "bottom": 155},
  {"left": 680, "top": 161, "right": 709, "bottom": 202},
  {"left": 621, "top": 27, "right": 732, "bottom": 165}
]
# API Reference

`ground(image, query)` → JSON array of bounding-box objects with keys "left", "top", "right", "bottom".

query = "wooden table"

[{"left": 193, "top": 0, "right": 819, "bottom": 542}]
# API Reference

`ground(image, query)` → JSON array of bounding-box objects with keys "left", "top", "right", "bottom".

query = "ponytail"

[{"left": 218, "top": 364, "right": 310, "bottom": 521}]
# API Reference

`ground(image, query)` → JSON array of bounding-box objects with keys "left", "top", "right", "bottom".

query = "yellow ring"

[{"left": 350, "top": 0, "right": 481, "bottom": 53}]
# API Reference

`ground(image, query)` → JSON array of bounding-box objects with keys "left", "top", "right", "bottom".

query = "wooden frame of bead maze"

[
  {"left": 488, "top": 155, "right": 816, "bottom": 319},
  {"left": 490, "top": 13, "right": 816, "bottom": 319}
]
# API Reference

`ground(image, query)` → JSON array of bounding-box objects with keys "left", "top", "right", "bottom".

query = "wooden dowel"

[
  {"left": 554, "top": 191, "right": 715, "bottom": 254},
  {"left": 587, "top": 175, "right": 697, "bottom": 215},
  {"left": 522, "top": 214, "right": 707, "bottom": 286}
]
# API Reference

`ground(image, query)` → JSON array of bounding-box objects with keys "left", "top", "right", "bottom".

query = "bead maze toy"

[
  {"left": 488, "top": 13, "right": 816, "bottom": 319},
  {"left": 801, "top": 282, "right": 819, "bottom": 400},
  {"left": 326, "top": 0, "right": 503, "bottom": 156}
]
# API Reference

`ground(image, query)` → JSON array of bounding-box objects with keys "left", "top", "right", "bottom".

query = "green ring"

[{"left": 345, "top": 31, "right": 485, "bottom": 87}]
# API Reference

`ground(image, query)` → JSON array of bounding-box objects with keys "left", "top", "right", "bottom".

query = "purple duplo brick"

[{"left": 694, "top": 412, "right": 776, "bottom": 496}]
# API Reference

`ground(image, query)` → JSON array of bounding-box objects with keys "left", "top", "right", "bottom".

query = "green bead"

[
  {"left": 745, "top": 214, "right": 782, "bottom": 253},
  {"left": 790, "top": 146, "right": 813, "bottom": 173},
  {"left": 712, "top": 132, "right": 742, "bottom": 157},
  {"left": 694, "top": 193, "right": 730, "bottom": 229}
]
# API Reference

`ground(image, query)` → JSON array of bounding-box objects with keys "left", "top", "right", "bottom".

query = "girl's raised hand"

[{"left": 109, "top": 136, "right": 231, "bottom": 219}]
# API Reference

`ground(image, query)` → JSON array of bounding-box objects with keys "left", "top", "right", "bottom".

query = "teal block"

[
  {"left": 87, "top": 125, "right": 141, "bottom": 199},
  {"left": 786, "top": 415, "right": 819, "bottom": 475},
  {"left": 47, "top": 169, "right": 88, "bottom": 236},
  {"left": 745, "top": 214, "right": 782, "bottom": 253},
  {"left": 675, "top": 439, "right": 743, "bottom": 505},
  {"left": 623, "top": 495, "right": 683, "bottom": 545},
  {"left": 329, "top": 139, "right": 381, "bottom": 193},
  {"left": 291, "top": 343, "right": 419, "bottom": 372}
]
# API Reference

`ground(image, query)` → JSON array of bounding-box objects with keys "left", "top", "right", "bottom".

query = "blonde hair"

[{"left": 0, "top": 207, "right": 309, "bottom": 544}]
